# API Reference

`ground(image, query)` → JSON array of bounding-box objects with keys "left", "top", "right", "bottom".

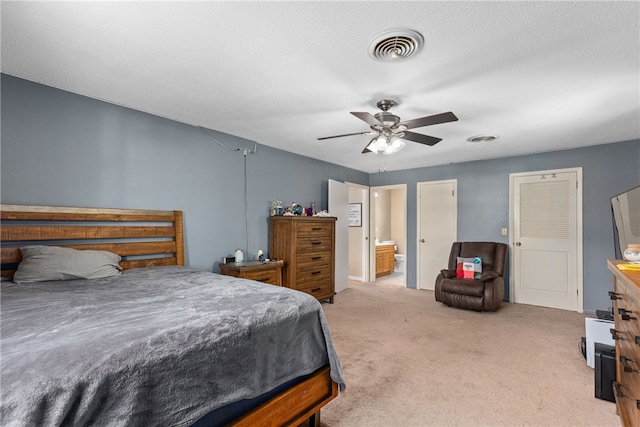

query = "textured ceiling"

[{"left": 2, "top": 1, "right": 639, "bottom": 173}]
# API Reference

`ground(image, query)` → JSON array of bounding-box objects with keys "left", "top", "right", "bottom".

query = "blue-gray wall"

[
  {"left": 0, "top": 74, "right": 368, "bottom": 272},
  {"left": 370, "top": 139, "right": 640, "bottom": 313},
  {"left": 2, "top": 74, "right": 638, "bottom": 313}
]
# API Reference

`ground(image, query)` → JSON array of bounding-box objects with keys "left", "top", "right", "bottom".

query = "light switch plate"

[{"left": 501, "top": 228, "right": 508, "bottom": 236}]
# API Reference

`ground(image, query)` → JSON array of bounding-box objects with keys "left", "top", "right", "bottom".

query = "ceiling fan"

[{"left": 318, "top": 99, "right": 458, "bottom": 154}]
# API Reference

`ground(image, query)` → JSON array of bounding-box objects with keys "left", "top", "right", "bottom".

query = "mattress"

[{"left": 0, "top": 266, "right": 345, "bottom": 426}]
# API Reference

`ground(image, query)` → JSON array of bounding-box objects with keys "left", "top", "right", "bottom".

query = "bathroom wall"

[
  {"left": 375, "top": 190, "right": 392, "bottom": 242},
  {"left": 374, "top": 186, "right": 407, "bottom": 259},
  {"left": 390, "top": 188, "right": 406, "bottom": 255}
]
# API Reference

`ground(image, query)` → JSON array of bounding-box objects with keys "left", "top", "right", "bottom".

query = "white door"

[
  {"left": 510, "top": 168, "right": 582, "bottom": 312},
  {"left": 417, "top": 180, "right": 457, "bottom": 290},
  {"left": 347, "top": 184, "right": 369, "bottom": 283},
  {"left": 329, "top": 179, "right": 349, "bottom": 293}
]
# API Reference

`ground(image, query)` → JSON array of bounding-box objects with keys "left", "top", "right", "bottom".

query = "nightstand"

[{"left": 218, "top": 260, "right": 284, "bottom": 286}]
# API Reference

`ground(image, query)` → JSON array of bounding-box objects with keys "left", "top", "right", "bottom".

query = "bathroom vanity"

[{"left": 375, "top": 244, "right": 396, "bottom": 277}]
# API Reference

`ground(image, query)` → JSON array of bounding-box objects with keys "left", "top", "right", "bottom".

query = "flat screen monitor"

[{"left": 611, "top": 185, "right": 640, "bottom": 258}]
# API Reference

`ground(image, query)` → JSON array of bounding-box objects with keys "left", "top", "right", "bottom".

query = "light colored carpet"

[{"left": 318, "top": 281, "right": 619, "bottom": 427}]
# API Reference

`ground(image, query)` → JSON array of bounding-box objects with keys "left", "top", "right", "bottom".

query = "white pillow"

[{"left": 13, "top": 246, "right": 122, "bottom": 283}]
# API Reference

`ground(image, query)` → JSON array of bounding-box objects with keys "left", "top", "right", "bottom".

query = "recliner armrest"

[
  {"left": 479, "top": 270, "right": 500, "bottom": 282},
  {"left": 440, "top": 269, "right": 456, "bottom": 279}
]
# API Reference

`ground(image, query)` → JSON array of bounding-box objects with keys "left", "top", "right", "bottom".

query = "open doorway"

[{"left": 371, "top": 184, "right": 407, "bottom": 287}]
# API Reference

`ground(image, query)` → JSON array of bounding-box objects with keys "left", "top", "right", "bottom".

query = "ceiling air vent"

[
  {"left": 467, "top": 135, "right": 498, "bottom": 143},
  {"left": 368, "top": 29, "right": 424, "bottom": 63}
]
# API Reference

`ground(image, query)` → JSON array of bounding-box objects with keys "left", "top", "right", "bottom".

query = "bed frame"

[{"left": 0, "top": 204, "right": 338, "bottom": 427}]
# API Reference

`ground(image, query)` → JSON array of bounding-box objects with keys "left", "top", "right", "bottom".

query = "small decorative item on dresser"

[
  {"left": 291, "top": 202, "right": 304, "bottom": 215},
  {"left": 623, "top": 244, "right": 640, "bottom": 262}
]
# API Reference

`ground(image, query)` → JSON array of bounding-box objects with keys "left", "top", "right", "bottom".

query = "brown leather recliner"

[{"left": 435, "top": 241, "right": 508, "bottom": 312}]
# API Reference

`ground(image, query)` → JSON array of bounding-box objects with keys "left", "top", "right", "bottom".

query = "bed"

[{"left": 0, "top": 204, "right": 345, "bottom": 427}]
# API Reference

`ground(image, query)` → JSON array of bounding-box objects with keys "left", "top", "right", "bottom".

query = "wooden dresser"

[
  {"left": 269, "top": 216, "right": 336, "bottom": 303},
  {"left": 375, "top": 244, "right": 395, "bottom": 277},
  {"left": 607, "top": 259, "right": 640, "bottom": 426}
]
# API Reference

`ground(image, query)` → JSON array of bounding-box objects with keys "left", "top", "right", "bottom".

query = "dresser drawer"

[
  {"left": 297, "top": 221, "right": 333, "bottom": 237},
  {"left": 241, "top": 269, "right": 280, "bottom": 285},
  {"left": 296, "top": 264, "right": 332, "bottom": 284},
  {"left": 219, "top": 261, "right": 283, "bottom": 286},
  {"left": 297, "top": 250, "right": 332, "bottom": 267},
  {"left": 615, "top": 281, "right": 640, "bottom": 315},
  {"left": 296, "top": 235, "right": 333, "bottom": 252},
  {"left": 615, "top": 300, "right": 640, "bottom": 342},
  {"left": 296, "top": 278, "right": 334, "bottom": 299}
]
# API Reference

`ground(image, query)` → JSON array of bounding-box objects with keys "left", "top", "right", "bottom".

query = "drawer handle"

[
  {"left": 257, "top": 277, "right": 271, "bottom": 282},
  {"left": 311, "top": 271, "right": 322, "bottom": 275},
  {"left": 609, "top": 291, "right": 622, "bottom": 300},
  {"left": 312, "top": 227, "right": 322, "bottom": 231},
  {"left": 635, "top": 336, "right": 640, "bottom": 347},
  {"left": 311, "top": 241, "right": 322, "bottom": 245},
  {"left": 637, "top": 400, "right": 640, "bottom": 410},
  {"left": 311, "top": 256, "right": 322, "bottom": 260},
  {"left": 620, "top": 356, "right": 639, "bottom": 373},
  {"left": 611, "top": 328, "right": 622, "bottom": 340},
  {"left": 311, "top": 287, "right": 321, "bottom": 292},
  {"left": 619, "top": 308, "right": 637, "bottom": 321},
  {"left": 613, "top": 382, "right": 626, "bottom": 398},
  {"left": 621, "top": 356, "right": 633, "bottom": 367}
]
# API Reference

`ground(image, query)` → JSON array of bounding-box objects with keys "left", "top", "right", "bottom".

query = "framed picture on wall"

[{"left": 348, "top": 203, "right": 362, "bottom": 227}]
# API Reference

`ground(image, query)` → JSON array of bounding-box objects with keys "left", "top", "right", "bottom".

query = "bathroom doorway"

[{"left": 371, "top": 184, "right": 407, "bottom": 287}]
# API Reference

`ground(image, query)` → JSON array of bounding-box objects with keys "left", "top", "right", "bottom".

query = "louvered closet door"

[{"left": 513, "top": 170, "right": 580, "bottom": 311}]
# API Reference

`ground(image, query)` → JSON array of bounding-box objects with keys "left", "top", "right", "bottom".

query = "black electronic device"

[
  {"left": 594, "top": 343, "right": 616, "bottom": 403},
  {"left": 579, "top": 336, "right": 586, "bottom": 359},
  {"left": 596, "top": 309, "right": 614, "bottom": 321}
]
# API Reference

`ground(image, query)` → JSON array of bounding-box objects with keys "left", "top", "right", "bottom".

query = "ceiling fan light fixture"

[
  {"left": 386, "top": 137, "right": 405, "bottom": 155},
  {"left": 368, "top": 28, "right": 424, "bottom": 63},
  {"left": 366, "top": 134, "right": 406, "bottom": 155}
]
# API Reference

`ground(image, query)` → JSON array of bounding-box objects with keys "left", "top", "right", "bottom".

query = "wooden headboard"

[{"left": 1, "top": 204, "right": 185, "bottom": 279}]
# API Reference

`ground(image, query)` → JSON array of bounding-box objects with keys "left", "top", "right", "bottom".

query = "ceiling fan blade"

[
  {"left": 362, "top": 142, "right": 374, "bottom": 154},
  {"left": 401, "top": 131, "right": 442, "bottom": 146},
  {"left": 317, "top": 131, "right": 374, "bottom": 140},
  {"left": 400, "top": 111, "right": 458, "bottom": 130},
  {"left": 351, "top": 112, "right": 383, "bottom": 127}
]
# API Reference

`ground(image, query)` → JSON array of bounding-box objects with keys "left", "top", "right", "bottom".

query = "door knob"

[
  {"left": 420, "top": 239, "right": 425, "bottom": 243},
  {"left": 515, "top": 242, "right": 522, "bottom": 246}
]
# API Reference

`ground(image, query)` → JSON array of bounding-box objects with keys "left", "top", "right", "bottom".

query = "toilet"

[{"left": 394, "top": 254, "right": 405, "bottom": 272}]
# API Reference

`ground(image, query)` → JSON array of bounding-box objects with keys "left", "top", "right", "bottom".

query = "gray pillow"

[{"left": 13, "top": 246, "right": 123, "bottom": 283}]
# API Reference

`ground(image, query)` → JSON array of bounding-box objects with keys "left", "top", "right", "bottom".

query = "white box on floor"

[{"left": 585, "top": 318, "right": 615, "bottom": 368}]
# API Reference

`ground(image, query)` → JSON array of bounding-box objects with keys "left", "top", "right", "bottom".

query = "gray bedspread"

[{"left": 0, "top": 266, "right": 345, "bottom": 426}]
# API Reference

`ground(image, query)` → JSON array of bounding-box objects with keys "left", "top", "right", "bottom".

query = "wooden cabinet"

[
  {"left": 607, "top": 259, "right": 640, "bottom": 427},
  {"left": 219, "top": 260, "right": 284, "bottom": 286},
  {"left": 269, "top": 216, "right": 336, "bottom": 303},
  {"left": 376, "top": 244, "right": 395, "bottom": 277}
]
